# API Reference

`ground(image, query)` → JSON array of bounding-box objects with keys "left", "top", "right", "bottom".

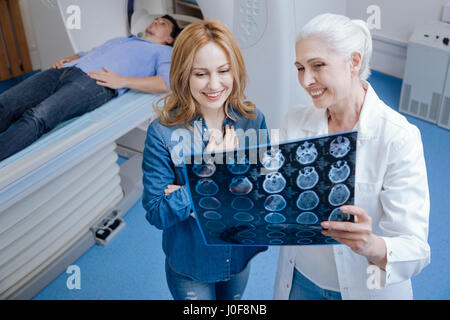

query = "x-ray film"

[{"left": 183, "top": 131, "right": 357, "bottom": 245}]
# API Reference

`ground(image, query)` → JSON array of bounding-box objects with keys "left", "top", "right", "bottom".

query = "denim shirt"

[{"left": 142, "top": 106, "right": 268, "bottom": 282}]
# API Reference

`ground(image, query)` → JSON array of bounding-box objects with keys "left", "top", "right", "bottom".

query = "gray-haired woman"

[{"left": 274, "top": 13, "right": 430, "bottom": 300}]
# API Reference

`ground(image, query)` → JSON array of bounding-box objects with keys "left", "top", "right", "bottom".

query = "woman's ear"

[{"left": 350, "top": 51, "right": 362, "bottom": 75}]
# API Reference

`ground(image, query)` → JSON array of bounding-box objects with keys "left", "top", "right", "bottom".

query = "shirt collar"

[
  {"left": 188, "top": 105, "right": 238, "bottom": 129},
  {"left": 354, "top": 81, "right": 380, "bottom": 140}
]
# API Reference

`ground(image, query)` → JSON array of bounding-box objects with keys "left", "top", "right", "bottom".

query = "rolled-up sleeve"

[
  {"left": 155, "top": 50, "right": 171, "bottom": 89},
  {"left": 142, "top": 122, "right": 191, "bottom": 230},
  {"left": 378, "top": 125, "right": 430, "bottom": 287}
]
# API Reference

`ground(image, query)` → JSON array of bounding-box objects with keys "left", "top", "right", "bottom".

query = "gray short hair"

[{"left": 296, "top": 13, "right": 372, "bottom": 80}]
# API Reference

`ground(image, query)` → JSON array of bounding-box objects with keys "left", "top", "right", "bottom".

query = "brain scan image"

[
  {"left": 233, "top": 212, "right": 255, "bottom": 222},
  {"left": 266, "top": 224, "right": 287, "bottom": 232},
  {"left": 330, "top": 136, "right": 351, "bottom": 158},
  {"left": 328, "top": 183, "right": 351, "bottom": 206},
  {"left": 264, "top": 194, "right": 287, "bottom": 211},
  {"left": 231, "top": 196, "right": 254, "bottom": 211},
  {"left": 229, "top": 176, "right": 253, "bottom": 195},
  {"left": 264, "top": 212, "right": 287, "bottom": 224},
  {"left": 328, "top": 160, "right": 351, "bottom": 183},
  {"left": 263, "top": 172, "right": 287, "bottom": 194},
  {"left": 296, "top": 141, "right": 318, "bottom": 165},
  {"left": 297, "top": 238, "right": 313, "bottom": 245},
  {"left": 328, "top": 207, "right": 352, "bottom": 222},
  {"left": 261, "top": 148, "right": 285, "bottom": 170},
  {"left": 185, "top": 130, "right": 357, "bottom": 245},
  {"left": 203, "top": 211, "right": 222, "bottom": 220},
  {"left": 296, "top": 230, "right": 315, "bottom": 238},
  {"left": 238, "top": 230, "right": 257, "bottom": 239},
  {"left": 192, "top": 163, "right": 216, "bottom": 177},
  {"left": 227, "top": 155, "right": 250, "bottom": 175},
  {"left": 195, "top": 178, "right": 219, "bottom": 196},
  {"left": 199, "top": 197, "right": 221, "bottom": 210},
  {"left": 296, "top": 166, "right": 319, "bottom": 190},
  {"left": 205, "top": 220, "right": 226, "bottom": 231},
  {"left": 296, "top": 190, "right": 320, "bottom": 211},
  {"left": 296, "top": 211, "right": 319, "bottom": 225}
]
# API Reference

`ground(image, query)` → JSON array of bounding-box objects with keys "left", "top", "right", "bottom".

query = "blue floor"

[{"left": 32, "top": 70, "right": 450, "bottom": 300}]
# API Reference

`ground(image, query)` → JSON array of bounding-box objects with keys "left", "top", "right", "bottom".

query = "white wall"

[
  {"left": 18, "top": 0, "right": 450, "bottom": 77},
  {"left": 347, "top": 0, "right": 448, "bottom": 41},
  {"left": 346, "top": 0, "right": 449, "bottom": 78}
]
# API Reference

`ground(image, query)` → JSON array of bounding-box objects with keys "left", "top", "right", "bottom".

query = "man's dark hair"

[{"left": 162, "top": 14, "right": 182, "bottom": 46}]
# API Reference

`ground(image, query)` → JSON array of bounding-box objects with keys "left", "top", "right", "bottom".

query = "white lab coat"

[{"left": 273, "top": 82, "right": 430, "bottom": 300}]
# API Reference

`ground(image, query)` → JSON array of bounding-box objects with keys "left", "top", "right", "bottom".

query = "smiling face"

[
  {"left": 189, "top": 42, "right": 234, "bottom": 115},
  {"left": 295, "top": 35, "right": 356, "bottom": 110}
]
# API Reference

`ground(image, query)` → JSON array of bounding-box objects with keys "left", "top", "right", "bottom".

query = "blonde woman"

[
  {"left": 142, "top": 20, "right": 268, "bottom": 300},
  {"left": 274, "top": 13, "right": 430, "bottom": 300}
]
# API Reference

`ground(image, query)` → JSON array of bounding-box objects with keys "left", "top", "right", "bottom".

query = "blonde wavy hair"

[{"left": 155, "top": 19, "right": 256, "bottom": 128}]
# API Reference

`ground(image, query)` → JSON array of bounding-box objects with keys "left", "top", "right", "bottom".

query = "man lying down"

[{"left": 0, "top": 15, "right": 181, "bottom": 162}]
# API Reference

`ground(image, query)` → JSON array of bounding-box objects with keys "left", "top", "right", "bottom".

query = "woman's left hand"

[
  {"left": 164, "top": 184, "right": 181, "bottom": 195},
  {"left": 164, "top": 185, "right": 196, "bottom": 219},
  {"left": 321, "top": 205, "right": 387, "bottom": 269}
]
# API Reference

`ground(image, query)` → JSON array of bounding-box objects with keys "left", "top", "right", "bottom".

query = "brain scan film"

[
  {"left": 199, "top": 197, "right": 221, "bottom": 210},
  {"left": 328, "top": 183, "right": 351, "bottom": 206},
  {"left": 263, "top": 172, "right": 287, "bottom": 194},
  {"left": 261, "top": 148, "right": 285, "bottom": 170},
  {"left": 328, "top": 207, "right": 352, "bottom": 222},
  {"left": 296, "top": 141, "right": 318, "bottom": 165},
  {"left": 184, "top": 130, "right": 357, "bottom": 245},
  {"left": 296, "top": 166, "right": 319, "bottom": 190},
  {"left": 296, "top": 190, "right": 320, "bottom": 211},
  {"left": 195, "top": 178, "right": 219, "bottom": 196},
  {"left": 330, "top": 136, "right": 351, "bottom": 158},
  {"left": 229, "top": 176, "right": 253, "bottom": 195},
  {"left": 328, "top": 160, "right": 351, "bottom": 183},
  {"left": 193, "top": 163, "right": 216, "bottom": 177},
  {"left": 264, "top": 194, "right": 287, "bottom": 211},
  {"left": 227, "top": 155, "right": 250, "bottom": 175}
]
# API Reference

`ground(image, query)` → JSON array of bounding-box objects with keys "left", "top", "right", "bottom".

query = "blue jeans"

[
  {"left": 165, "top": 259, "right": 251, "bottom": 300},
  {"left": 0, "top": 67, "right": 116, "bottom": 161},
  {"left": 289, "top": 268, "right": 342, "bottom": 300}
]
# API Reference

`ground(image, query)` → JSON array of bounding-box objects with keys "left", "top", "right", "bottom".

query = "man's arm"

[
  {"left": 51, "top": 55, "right": 80, "bottom": 69},
  {"left": 88, "top": 67, "right": 169, "bottom": 94}
]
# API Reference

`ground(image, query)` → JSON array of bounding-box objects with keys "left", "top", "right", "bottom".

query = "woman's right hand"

[{"left": 205, "top": 125, "right": 238, "bottom": 153}]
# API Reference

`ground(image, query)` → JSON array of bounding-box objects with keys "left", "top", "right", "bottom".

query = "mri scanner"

[{"left": 0, "top": 0, "right": 345, "bottom": 299}]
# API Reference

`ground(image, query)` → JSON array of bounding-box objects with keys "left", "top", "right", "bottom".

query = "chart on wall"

[{"left": 183, "top": 130, "right": 358, "bottom": 246}]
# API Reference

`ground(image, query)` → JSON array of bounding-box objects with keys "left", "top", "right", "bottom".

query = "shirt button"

[
  {"left": 226, "top": 259, "right": 230, "bottom": 263},
  {"left": 289, "top": 259, "right": 293, "bottom": 264},
  {"left": 286, "top": 284, "right": 290, "bottom": 289}
]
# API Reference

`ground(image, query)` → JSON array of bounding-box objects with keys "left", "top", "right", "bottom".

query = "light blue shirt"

[{"left": 65, "top": 35, "right": 172, "bottom": 96}]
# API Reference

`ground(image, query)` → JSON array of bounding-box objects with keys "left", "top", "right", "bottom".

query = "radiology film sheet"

[{"left": 184, "top": 131, "right": 357, "bottom": 246}]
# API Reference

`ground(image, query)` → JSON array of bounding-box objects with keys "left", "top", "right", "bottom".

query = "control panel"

[{"left": 410, "top": 20, "right": 450, "bottom": 51}]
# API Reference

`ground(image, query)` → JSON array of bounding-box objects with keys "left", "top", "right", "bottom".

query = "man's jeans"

[{"left": 0, "top": 67, "right": 116, "bottom": 161}]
